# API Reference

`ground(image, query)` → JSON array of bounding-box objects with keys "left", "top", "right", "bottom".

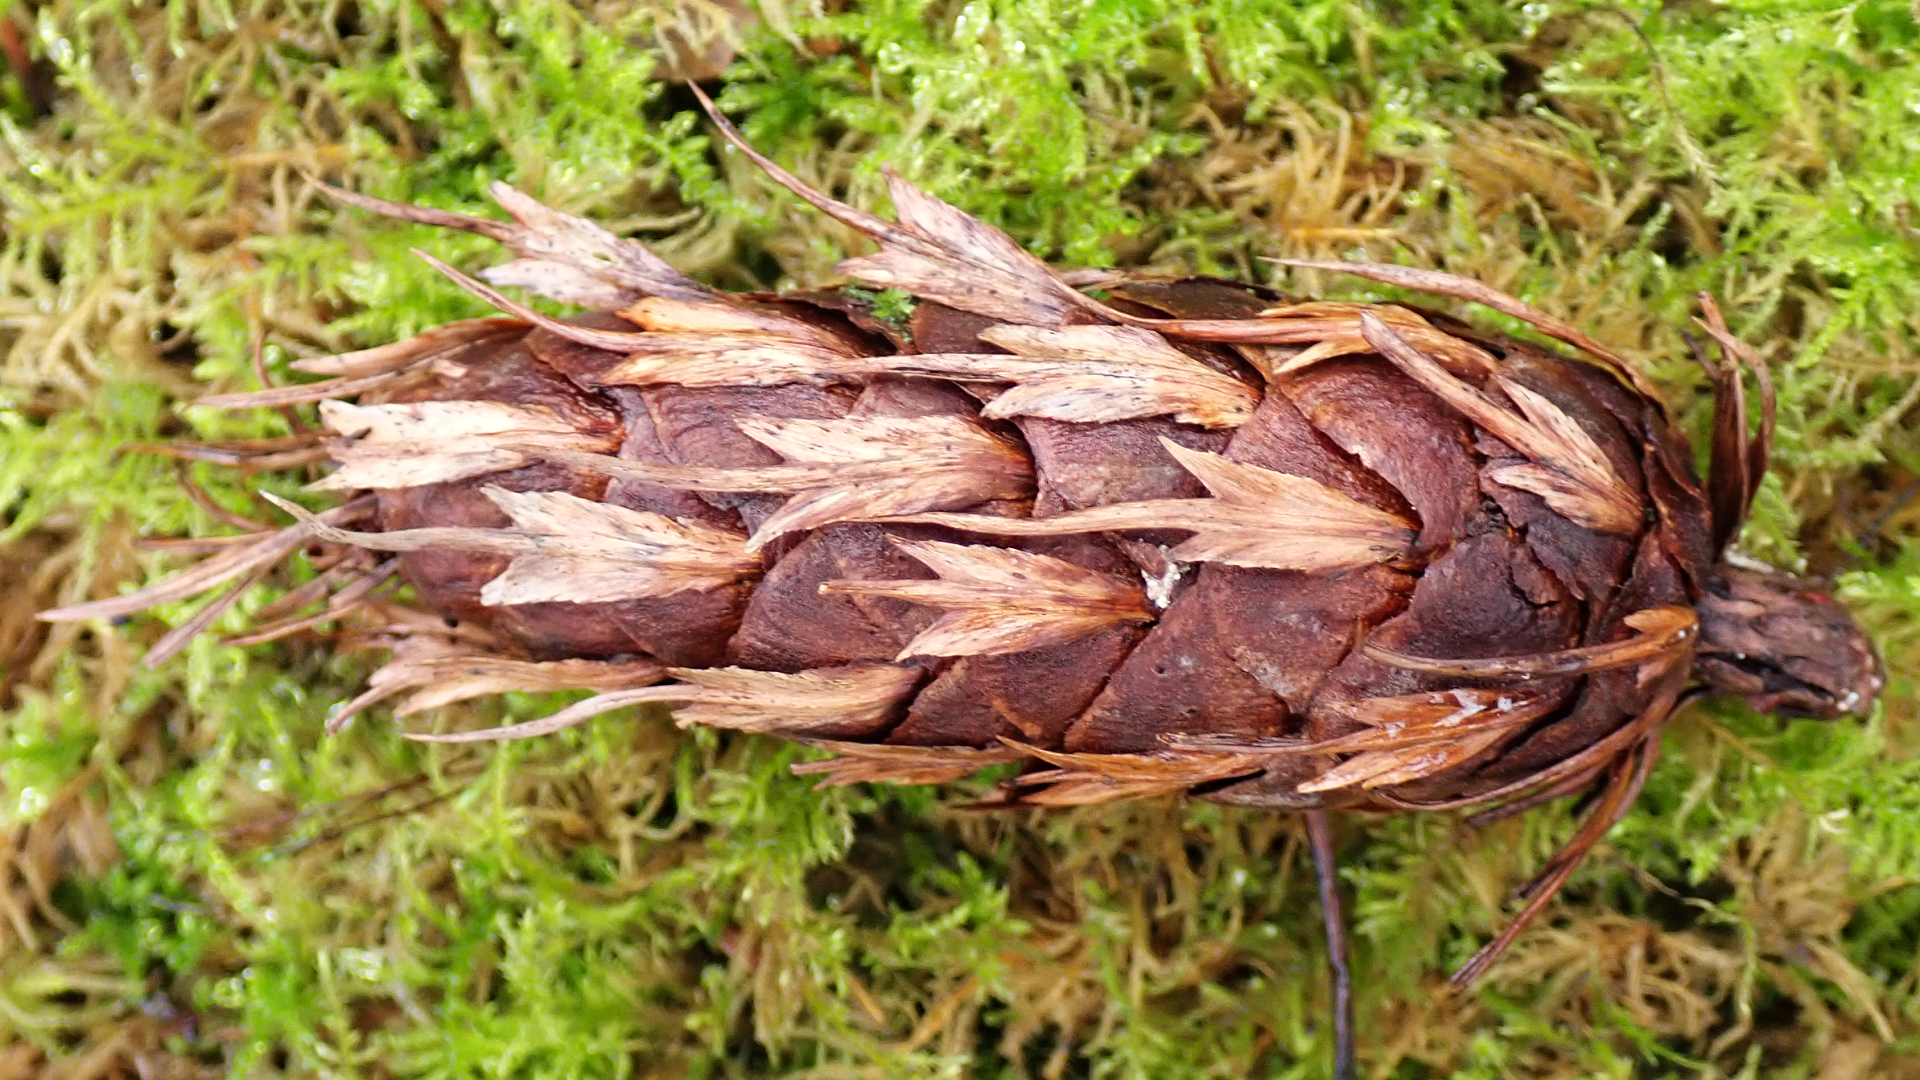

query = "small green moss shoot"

[{"left": 3, "top": 0, "right": 1920, "bottom": 1076}]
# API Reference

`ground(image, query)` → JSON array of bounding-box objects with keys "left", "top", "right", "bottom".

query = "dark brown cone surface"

[{"left": 319, "top": 275, "right": 1709, "bottom": 814}]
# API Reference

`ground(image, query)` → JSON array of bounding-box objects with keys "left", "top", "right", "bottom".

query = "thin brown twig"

[
  {"left": 250, "top": 320, "right": 313, "bottom": 435},
  {"left": 1306, "top": 808, "right": 1355, "bottom": 1080},
  {"left": 174, "top": 465, "right": 273, "bottom": 533}
]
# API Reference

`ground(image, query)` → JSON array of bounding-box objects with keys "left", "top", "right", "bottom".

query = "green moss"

[{"left": 4, "top": 0, "right": 1920, "bottom": 1076}]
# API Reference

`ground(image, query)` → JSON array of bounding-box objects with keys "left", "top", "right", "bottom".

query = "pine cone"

[{"left": 42, "top": 96, "right": 1881, "bottom": 993}]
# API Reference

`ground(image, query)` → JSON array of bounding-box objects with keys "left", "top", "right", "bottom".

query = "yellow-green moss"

[{"left": 4, "top": 1, "right": 1920, "bottom": 1076}]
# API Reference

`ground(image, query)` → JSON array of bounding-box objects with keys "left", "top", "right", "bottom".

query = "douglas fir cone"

[{"left": 43, "top": 90, "right": 1883, "bottom": 1069}]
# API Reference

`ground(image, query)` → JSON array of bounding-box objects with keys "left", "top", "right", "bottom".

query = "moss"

[{"left": 3, "top": 0, "right": 1920, "bottom": 1076}]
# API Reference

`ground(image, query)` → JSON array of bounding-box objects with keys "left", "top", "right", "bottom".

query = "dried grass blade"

[
  {"left": 221, "top": 561, "right": 400, "bottom": 648},
  {"left": 37, "top": 498, "right": 373, "bottom": 624},
  {"left": 1448, "top": 734, "right": 1659, "bottom": 988},
  {"left": 289, "top": 317, "right": 529, "bottom": 377},
  {"left": 139, "top": 560, "right": 278, "bottom": 668},
  {"left": 194, "top": 369, "right": 415, "bottom": 409}
]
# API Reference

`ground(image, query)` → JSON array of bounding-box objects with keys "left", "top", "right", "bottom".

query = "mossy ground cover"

[{"left": 2, "top": 0, "right": 1920, "bottom": 1076}]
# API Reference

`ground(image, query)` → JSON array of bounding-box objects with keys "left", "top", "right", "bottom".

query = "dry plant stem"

[
  {"left": 120, "top": 434, "right": 330, "bottom": 471},
  {"left": 1307, "top": 808, "right": 1355, "bottom": 1080}
]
